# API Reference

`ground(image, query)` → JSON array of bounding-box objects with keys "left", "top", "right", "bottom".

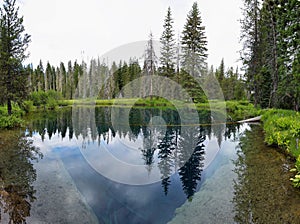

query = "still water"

[{"left": 0, "top": 107, "right": 300, "bottom": 223}]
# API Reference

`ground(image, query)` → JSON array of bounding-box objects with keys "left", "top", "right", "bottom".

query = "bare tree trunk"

[{"left": 7, "top": 98, "right": 12, "bottom": 115}]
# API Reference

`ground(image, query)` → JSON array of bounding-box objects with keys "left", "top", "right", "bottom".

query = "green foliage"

[
  {"left": 181, "top": 2, "right": 208, "bottom": 76},
  {"left": 159, "top": 7, "right": 176, "bottom": 78},
  {"left": 29, "top": 91, "right": 61, "bottom": 110},
  {"left": 0, "top": 0, "right": 31, "bottom": 115},
  {"left": 46, "top": 97, "right": 58, "bottom": 110},
  {"left": 0, "top": 115, "right": 23, "bottom": 128},
  {"left": 47, "top": 90, "right": 62, "bottom": 100},
  {"left": 241, "top": 0, "right": 300, "bottom": 109},
  {"left": 226, "top": 100, "right": 260, "bottom": 121},
  {"left": 290, "top": 156, "right": 300, "bottom": 188},
  {"left": 30, "top": 91, "right": 46, "bottom": 107},
  {"left": 20, "top": 100, "right": 34, "bottom": 113},
  {"left": 262, "top": 109, "right": 300, "bottom": 188},
  {"left": 262, "top": 109, "right": 300, "bottom": 154}
]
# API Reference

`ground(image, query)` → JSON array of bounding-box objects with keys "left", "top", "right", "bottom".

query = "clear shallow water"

[{"left": 1, "top": 107, "right": 300, "bottom": 223}]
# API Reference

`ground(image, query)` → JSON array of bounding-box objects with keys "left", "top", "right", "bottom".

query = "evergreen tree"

[
  {"left": 240, "top": 0, "right": 300, "bottom": 109},
  {"left": 36, "top": 60, "right": 44, "bottom": 91},
  {"left": 159, "top": 7, "right": 176, "bottom": 78},
  {"left": 276, "top": 0, "right": 300, "bottom": 110},
  {"left": 0, "top": 0, "right": 31, "bottom": 114},
  {"left": 259, "top": 0, "right": 279, "bottom": 107},
  {"left": 203, "top": 65, "right": 223, "bottom": 100},
  {"left": 181, "top": 2, "right": 208, "bottom": 77},
  {"left": 59, "top": 62, "right": 67, "bottom": 98},
  {"left": 66, "top": 60, "right": 74, "bottom": 99},
  {"left": 45, "top": 62, "right": 52, "bottom": 91},
  {"left": 240, "top": 0, "right": 261, "bottom": 106},
  {"left": 216, "top": 58, "right": 225, "bottom": 84}
]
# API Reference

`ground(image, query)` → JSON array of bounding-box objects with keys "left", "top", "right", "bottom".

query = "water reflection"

[
  {"left": 232, "top": 125, "right": 300, "bottom": 223},
  {"left": 0, "top": 130, "right": 42, "bottom": 223},
  {"left": 27, "top": 107, "right": 234, "bottom": 199},
  {"left": 25, "top": 107, "right": 248, "bottom": 223}
]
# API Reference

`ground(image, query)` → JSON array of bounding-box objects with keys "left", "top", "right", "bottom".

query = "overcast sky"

[{"left": 18, "top": 0, "right": 243, "bottom": 70}]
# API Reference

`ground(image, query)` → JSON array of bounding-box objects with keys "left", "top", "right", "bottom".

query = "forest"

[{"left": 0, "top": 0, "right": 298, "bottom": 113}]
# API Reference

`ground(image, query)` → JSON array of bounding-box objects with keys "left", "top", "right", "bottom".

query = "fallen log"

[{"left": 238, "top": 115, "right": 262, "bottom": 123}]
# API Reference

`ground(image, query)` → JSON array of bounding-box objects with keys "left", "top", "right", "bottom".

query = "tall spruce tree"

[
  {"left": 0, "top": 0, "right": 31, "bottom": 115},
  {"left": 240, "top": 0, "right": 261, "bottom": 106},
  {"left": 159, "top": 7, "right": 176, "bottom": 78},
  {"left": 181, "top": 2, "right": 208, "bottom": 77},
  {"left": 276, "top": 0, "right": 300, "bottom": 110}
]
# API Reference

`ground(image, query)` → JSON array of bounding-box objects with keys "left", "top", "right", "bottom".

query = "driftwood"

[{"left": 238, "top": 115, "right": 262, "bottom": 123}]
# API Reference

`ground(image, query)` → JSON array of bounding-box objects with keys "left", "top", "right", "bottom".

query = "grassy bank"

[
  {"left": 58, "top": 99, "right": 260, "bottom": 121},
  {"left": 0, "top": 98, "right": 259, "bottom": 128},
  {"left": 261, "top": 109, "right": 300, "bottom": 187}
]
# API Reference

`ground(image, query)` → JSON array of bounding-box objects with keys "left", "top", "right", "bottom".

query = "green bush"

[
  {"left": 29, "top": 91, "right": 39, "bottom": 106},
  {"left": 46, "top": 97, "right": 58, "bottom": 110},
  {"left": 0, "top": 115, "right": 23, "bottom": 128},
  {"left": 47, "top": 90, "right": 62, "bottom": 100},
  {"left": 262, "top": 110, "right": 300, "bottom": 156},
  {"left": 290, "top": 156, "right": 300, "bottom": 188},
  {"left": 225, "top": 100, "right": 260, "bottom": 121},
  {"left": 29, "top": 91, "right": 62, "bottom": 109},
  {"left": 21, "top": 100, "right": 34, "bottom": 113}
]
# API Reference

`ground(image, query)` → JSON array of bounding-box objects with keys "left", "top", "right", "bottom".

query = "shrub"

[
  {"left": 290, "top": 156, "right": 300, "bottom": 188},
  {"left": 47, "top": 90, "right": 62, "bottom": 100},
  {"left": 21, "top": 100, "right": 34, "bottom": 113},
  {"left": 29, "top": 91, "right": 39, "bottom": 106},
  {"left": 29, "top": 91, "right": 61, "bottom": 109},
  {"left": 262, "top": 110, "right": 300, "bottom": 156},
  {"left": 46, "top": 97, "right": 58, "bottom": 110},
  {"left": 0, "top": 115, "right": 23, "bottom": 128}
]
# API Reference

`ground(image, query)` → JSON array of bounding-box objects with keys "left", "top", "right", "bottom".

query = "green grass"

[
  {"left": 59, "top": 99, "right": 260, "bottom": 121},
  {"left": 59, "top": 98, "right": 189, "bottom": 109}
]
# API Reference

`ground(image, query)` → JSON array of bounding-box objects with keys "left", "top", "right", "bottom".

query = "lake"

[{"left": 0, "top": 106, "right": 300, "bottom": 223}]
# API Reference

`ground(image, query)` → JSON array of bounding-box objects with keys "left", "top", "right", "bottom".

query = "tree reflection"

[
  {"left": 158, "top": 127, "right": 178, "bottom": 195},
  {"left": 178, "top": 126, "right": 205, "bottom": 200},
  {"left": 0, "top": 131, "right": 42, "bottom": 223},
  {"left": 27, "top": 106, "right": 209, "bottom": 198}
]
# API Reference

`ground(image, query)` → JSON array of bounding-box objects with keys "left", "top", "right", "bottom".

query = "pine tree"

[
  {"left": 0, "top": 0, "right": 31, "bottom": 114},
  {"left": 240, "top": 0, "right": 261, "bottom": 106},
  {"left": 67, "top": 60, "right": 74, "bottom": 99},
  {"left": 216, "top": 58, "right": 225, "bottom": 84},
  {"left": 37, "top": 60, "right": 44, "bottom": 91},
  {"left": 181, "top": 2, "right": 208, "bottom": 77},
  {"left": 276, "top": 0, "right": 300, "bottom": 110},
  {"left": 45, "top": 62, "right": 52, "bottom": 91},
  {"left": 159, "top": 7, "right": 176, "bottom": 78}
]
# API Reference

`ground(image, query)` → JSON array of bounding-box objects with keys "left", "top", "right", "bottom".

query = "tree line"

[
  {"left": 240, "top": 0, "right": 299, "bottom": 110},
  {"left": 26, "top": 3, "right": 245, "bottom": 103},
  {"left": 0, "top": 0, "right": 259, "bottom": 116}
]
